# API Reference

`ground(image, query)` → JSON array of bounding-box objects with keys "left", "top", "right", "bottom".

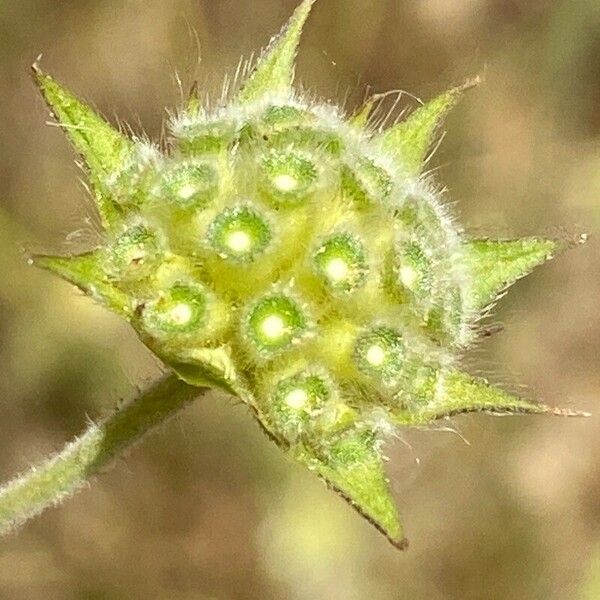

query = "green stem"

[{"left": 0, "top": 373, "right": 202, "bottom": 535}]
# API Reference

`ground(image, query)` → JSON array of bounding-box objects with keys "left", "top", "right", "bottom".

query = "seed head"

[{"left": 31, "top": 0, "right": 585, "bottom": 548}]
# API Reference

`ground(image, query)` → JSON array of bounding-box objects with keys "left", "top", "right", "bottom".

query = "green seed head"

[{"left": 34, "top": 0, "right": 582, "bottom": 549}]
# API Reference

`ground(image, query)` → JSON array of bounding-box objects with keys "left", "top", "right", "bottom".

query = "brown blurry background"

[{"left": 1, "top": 1, "right": 600, "bottom": 598}]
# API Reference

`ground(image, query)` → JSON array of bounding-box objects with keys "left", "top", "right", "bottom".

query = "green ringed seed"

[
  {"left": 260, "top": 150, "right": 317, "bottom": 206},
  {"left": 177, "top": 120, "right": 236, "bottom": 154},
  {"left": 354, "top": 327, "right": 405, "bottom": 385},
  {"left": 395, "top": 242, "right": 432, "bottom": 297},
  {"left": 140, "top": 283, "right": 207, "bottom": 337},
  {"left": 313, "top": 233, "right": 367, "bottom": 293},
  {"left": 161, "top": 162, "right": 218, "bottom": 209},
  {"left": 106, "top": 225, "right": 162, "bottom": 281},
  {"left": 207, "top": 204, "right": 271, "bottom": 262},
  {"left": 273, "top": 373, "right": 330, "bottom": 426},
  {"left": 247, "top": 295, "right": 308, "bottom": 354}
]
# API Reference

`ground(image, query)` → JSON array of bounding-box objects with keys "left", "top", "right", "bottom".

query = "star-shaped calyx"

[{"left": 30, "top": 0, "right": 587, "bottom": 548}]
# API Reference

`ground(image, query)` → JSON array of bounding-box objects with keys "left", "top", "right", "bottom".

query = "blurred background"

[{"left": 1, "top": 1, "right": 600, "bottom": 598}]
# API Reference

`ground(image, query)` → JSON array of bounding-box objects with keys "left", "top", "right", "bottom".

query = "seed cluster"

[
  {"left": 33, "top": 0, "right": 569, "bottom": 547},
  {"left": 92, "top": 97, "right": 469, "bottom": 446}
]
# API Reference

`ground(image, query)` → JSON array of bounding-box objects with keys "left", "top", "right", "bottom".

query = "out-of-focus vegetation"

[{"left": 0, "top": 1, "right": 599, "bottom": 598}]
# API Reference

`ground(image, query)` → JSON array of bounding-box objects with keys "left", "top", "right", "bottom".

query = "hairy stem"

[{"left": 0, "top": 373, "right": 202, "bottom": 535}]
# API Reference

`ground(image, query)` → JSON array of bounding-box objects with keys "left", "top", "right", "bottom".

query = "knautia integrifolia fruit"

[{"left": 4, "top": 0, "right": 587, "bottom": 548}]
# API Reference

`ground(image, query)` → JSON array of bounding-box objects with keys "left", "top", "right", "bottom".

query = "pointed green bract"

[
  {"left": 296, "top": 432, "right": 405, "bottom": 549},
  {"left": 378, "top": 78, "right": 479, "bottom": 175},
  {"left": 401, "top": 371, "right": 548, "bottom": 425},
  {"left": 464, "top": 238, "right": 558, "bottom": 309},
  {"left": 32, "top": 252, "right": 130, "bottom": 316},
  {"left": 237, "top": 0, "right": 316, "bottom": 104},
  {"left": 33, "top": 65, "right": 133, "bottom": 227}
]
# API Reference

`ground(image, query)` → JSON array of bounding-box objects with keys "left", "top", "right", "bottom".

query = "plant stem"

[{"left": 0, "top": 373, "right": 202, "bottom": 535}]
